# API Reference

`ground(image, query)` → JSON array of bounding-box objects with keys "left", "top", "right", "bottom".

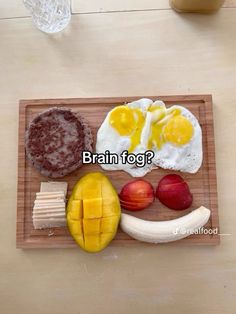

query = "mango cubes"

[{"left": 67, "top": 172, "right": 121, "bottom": 252}]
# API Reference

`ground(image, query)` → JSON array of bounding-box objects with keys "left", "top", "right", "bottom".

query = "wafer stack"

[{"left": 33, "top": 182, "right": 68, "bottom": 229}]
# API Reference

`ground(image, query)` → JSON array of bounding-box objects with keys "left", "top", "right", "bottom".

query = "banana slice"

[{"left": 120, "top": 206, "right": 211, "bottom": 243}]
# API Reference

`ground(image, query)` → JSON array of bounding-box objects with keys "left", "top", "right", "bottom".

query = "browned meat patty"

[{"left": 25, "top": 107, "right": 93, "bottom": 178}]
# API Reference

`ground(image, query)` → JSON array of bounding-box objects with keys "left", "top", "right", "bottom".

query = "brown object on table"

[
  {"left": 25, "top": 107, "right": 93, "bottom": 178},
  {"left": 170, "top": 0, "right": 225, "bottom": 13},
  {"left": 17, "top": 95, "right": 219, "bottom": 248}
]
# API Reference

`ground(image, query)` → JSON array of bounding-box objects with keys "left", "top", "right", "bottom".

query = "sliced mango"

[
  {"left": 101, "top": 216, "right": 118, "bottom": 233},
  {"left": 67, "top": 172, "right": 121, "bottom": 253},
  {"left": 69, "top": 220, "right": 83, "bottom": 236},
  {"left": 85, "top": 235, "right": 101, "bottom": 252},
  {"left": 100, "top": 233, "right": 114, "bottom": 248},
  {"left": 83, "top": 198, "right": 102, "bottom": 219},
  {"left": 83, "top": 219, "right": 100, "bottom": 235},
  {"left": 102, "top": 198, "right": 120, "bottom": 217},
  {"left": 73, "top": 235, "right": 84, "bottom": 248},
  {"left": 68, "top": 200, "right": 83, "bottom": 220}
]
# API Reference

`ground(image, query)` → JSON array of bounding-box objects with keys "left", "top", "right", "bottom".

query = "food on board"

[
  {"left": 33, "top": 181, "right": 68, "bottom": 229},
  {"left": 119, "top": 179, "right": 155, "bottom": 211},
  {"left": 156, "top": 174, "right": 193, "bottom": 210},
  {"left": 120, "top": 206, "right": 210, "bottom": 243},
  {"left": 96, "top": 98, "right": 202, "bottom": 177},
  {"left": 67, "top": 172, "right": 120, "bottom": 253},
  {"left": 25, "top": 107, "right": 93, "bottom": 178}
]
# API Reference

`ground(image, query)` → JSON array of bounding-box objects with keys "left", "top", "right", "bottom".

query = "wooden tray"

[{"left": 17, "top": 95, "right": 219, "bottom": 248}]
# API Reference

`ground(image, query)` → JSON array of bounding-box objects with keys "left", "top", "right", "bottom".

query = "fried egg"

[{"left": 96, "top": 99, "right": 202, "bottom": 177}]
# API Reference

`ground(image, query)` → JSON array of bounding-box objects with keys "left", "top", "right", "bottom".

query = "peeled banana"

[{"left": 120, "top": 206, "right": 211, "bottom": 243}]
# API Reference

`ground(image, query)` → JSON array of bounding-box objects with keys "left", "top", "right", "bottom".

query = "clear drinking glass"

[{"left": 23, "top": 0, "right": 71, "bottom": 33}]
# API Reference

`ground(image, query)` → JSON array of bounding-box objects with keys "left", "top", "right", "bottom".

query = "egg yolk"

[
  {"left": 148, "top": 109, "right": 193, "bottom": 149},
  {"left": 109, "top": 106, "right": 136, "bottom": 136},
  {"left": 163, "top": 115, "right": 194, "bottom": 146},
  {"left": 109, "top": 105, "right": 194, "bottom": 152},
  {"left": 109, "top": 106, "right": 145, "bottom": 152},
  {"left": 148, "top": 108, "right": 166, "bottom": 149},
  {"left": 128, "top": 109, "right": 145, "bottom": 152},
  {"left": 148, "top": 105, "right": 161, "bottom": 112},
  {"left": 148, "top": 123, "right": 164, "bottom": 149}
]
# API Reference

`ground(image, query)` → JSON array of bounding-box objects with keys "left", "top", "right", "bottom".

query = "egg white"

[
  {"left": 96, "top": 99, "right": 203, "bottom": 177},
  {"left": 152, "top": 105, "right": 202, "bottom": 173}
]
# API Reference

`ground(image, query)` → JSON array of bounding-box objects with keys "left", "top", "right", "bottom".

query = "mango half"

[{"left": 67, "top": 172, "right": 121, "bottom": 253}]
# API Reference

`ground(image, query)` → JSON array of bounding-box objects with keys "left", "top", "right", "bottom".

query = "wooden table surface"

[{"left": 0, "top": 1, "right": 236, "bottom": 313}]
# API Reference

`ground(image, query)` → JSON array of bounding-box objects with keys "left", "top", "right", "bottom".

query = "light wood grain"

[
  {"left": 71, "top": 0, "right": 236, "bottom": 14},
  {"left": 223, "top": 0, "right": 236, "bottom": 7},
  {"left": 17, "top": 95, "right": 219, "bottom": 248},
  {"left": 1, "top": 7, "right": 236, "bottom": 314},
  {"left": 71, "top": 0, "right": 171, "bottom": 14},
  {"left": 0, "top": 0, "right": 235, "bottom": 19},
  {"left": 0, "top": 0, "right": 29, "bottom": 19}
]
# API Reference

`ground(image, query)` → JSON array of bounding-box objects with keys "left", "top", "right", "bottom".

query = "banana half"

[{"left": 120, "top": 206, "right": 211, "bottom": 243}]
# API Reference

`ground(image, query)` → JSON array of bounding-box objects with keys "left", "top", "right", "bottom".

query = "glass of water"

[{"left": 23, "top": 0, "right": 71, "bottom": 33}]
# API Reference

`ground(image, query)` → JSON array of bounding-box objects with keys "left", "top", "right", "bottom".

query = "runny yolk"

[
  {"left": 148, "top": 123, "right": 164, "bottom": 149},
  {"left": 128, "top": 109, "right": 145, "bottom": 152},
  {"left": 148, "top": 107, "right": 166, "bottom": 149},
  {"left": 109, "top": 106, "right": 145, "bottom": 152},
  {"left": 109, "top": 106, "right": 136, "bottom": 136},
  {"left": 148, "top": 109, "right": 193, "bottom": 149},
  {"left": 109, "top": 105, "right": 194, "bottom": 152},
  {"left": 148, "top": 105, "right": 161, "bottom": 112},
  {"left": 163, "top": 115, "right": 194, "bottom": 146}
]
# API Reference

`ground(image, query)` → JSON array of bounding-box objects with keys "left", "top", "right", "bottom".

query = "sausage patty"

[{"left": 25, "top": 107, "right": 93, "bottom": 178}]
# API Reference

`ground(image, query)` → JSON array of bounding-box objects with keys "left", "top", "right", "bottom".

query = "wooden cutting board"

[{"left": 17, "top": 95, "right": 219, "bottom": 248}]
